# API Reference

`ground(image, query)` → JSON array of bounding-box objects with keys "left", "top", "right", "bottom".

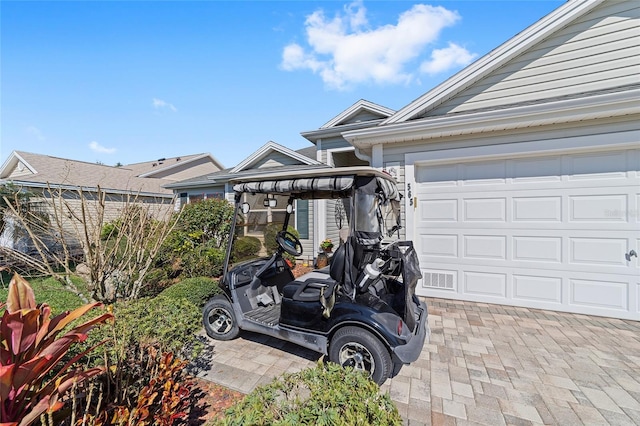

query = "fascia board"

[
  {"left": 385, "top": 0, "right": 605, "bottom": 124},
  {"left": 231, "top": 141, "right": 321, "bottom": 173},
  {"left": 344, "top": 88, "right": 640, "bottom": 147},
  {"left": 301, "top": 119, "right": 386, "bottom": 142},
  {"left": 3, "top": 180, "right": 173, "bottom": 198}
]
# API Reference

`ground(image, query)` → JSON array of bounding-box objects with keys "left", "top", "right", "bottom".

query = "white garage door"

[{"left": 413, "top": 149, "right": 640, "bottom": 320}]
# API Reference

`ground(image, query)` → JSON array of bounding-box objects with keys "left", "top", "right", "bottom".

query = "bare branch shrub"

[{"left": 1, "top": 184, "right": 178, "bottom": 302}]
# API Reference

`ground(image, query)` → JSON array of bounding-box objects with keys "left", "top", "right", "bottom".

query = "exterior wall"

[
  {"left": 317, "top": 137, "right": 353, "bottom": 163},
  {"left": 428, "top": 1, "right": 639, "bottom": 116},
  {"left": 4, "top": 189, "right": 173, "bottom": 254}
]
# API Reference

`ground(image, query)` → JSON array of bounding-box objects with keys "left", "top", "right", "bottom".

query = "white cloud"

[
  {"left": 420, "top": 42, "right": 478, "bottom": 75},
  {"left": 281, "top": 1, "right": 476, "bottom": 90},
  {"left": 89, "top": 141, "right": 116, "bottom": 154},
  {"left": 152, "top": 98, "right": 177, "bottom": 112},
  {"left": 26, "top": 126, "right": 45, "bottom": 141}
]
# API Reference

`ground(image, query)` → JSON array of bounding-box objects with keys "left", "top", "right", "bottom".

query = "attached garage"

[
  {"left": 340, "top": 0, "right": 640, "bottom": 319},
  {"left": 406, "top": 135, "right": 639, "bottom": 320}
]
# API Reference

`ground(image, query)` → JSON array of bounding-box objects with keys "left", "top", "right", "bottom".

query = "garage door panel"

[
  {"left": 513, "top": 275, "right": 562, "bottom": 304},
  {"left": 513, "top": 236, "right": 562, "bottom": 263},
  {"left": 412, "top": 148, "right": 640, "bottom": 320},
  {"left": 569, "top": 278, "right": 628, "bottom": 312},
  {"left": 568, "top": 151, "right": 630, "bottom": 179},
  {"left": 513, "top": 156, "right": 562, "bottom": 181},
  {"left": 463, "top": 198, "right": 506, "bottom": 221},
  {"left": 464, "top": 235, "right": 506, "bottom": 260},
  {"left": 513, "top": 196, "right": 562, "bottom": 222},
  {"left": 569, "top": 237, "right": 628, "bottom": 266},
  {"left": 569, "top": 194, "right": 628, "bottom": 222},
  {"left": 464, "top": 271, "right": 507, "bottom": 298},
  {"left": 419, "top": 199, "right": 457, "bottom": 221},
  {"left": 420, "top": 234, "right": 458, "bottom": 257}
]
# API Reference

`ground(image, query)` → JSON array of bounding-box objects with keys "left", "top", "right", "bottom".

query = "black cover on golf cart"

[{"left": 232, "top": 168, "right": 403, "bottom": 306}]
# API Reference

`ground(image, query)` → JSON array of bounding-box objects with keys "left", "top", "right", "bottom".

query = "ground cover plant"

[{"left": 215, "top": 362, "right": 402, "bottom": 426}]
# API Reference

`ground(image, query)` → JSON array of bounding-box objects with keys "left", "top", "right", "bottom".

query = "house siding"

[
  {"left": 428, "top": 0, "right": 639, "bottom": 116},
  {"left": 253, "top": 152, "right": 304, "bottom": 169}
]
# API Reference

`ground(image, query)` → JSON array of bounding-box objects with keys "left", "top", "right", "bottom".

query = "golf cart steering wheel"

[{"left": 276, "top": 231, "right": 303, "bottom": 257}]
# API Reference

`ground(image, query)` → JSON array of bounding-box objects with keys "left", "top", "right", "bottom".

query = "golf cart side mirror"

[
  {"left": 286, "top": 204, "right": 293, "bottom": 214},
  {"left": 241, "top": 202, "right": 250, "bottom": 214}
]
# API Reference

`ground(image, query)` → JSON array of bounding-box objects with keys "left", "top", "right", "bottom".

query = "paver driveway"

[{"left": 195, "top": 297, "right": 640, "bottom": 425}]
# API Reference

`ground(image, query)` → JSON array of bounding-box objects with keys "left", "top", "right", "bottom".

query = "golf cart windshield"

[
  {"left": 225, "top": 167, "right": 402, "bottom": 270},
  {"left": 232, "top": 167, "right": 401, "bottom": 234}
]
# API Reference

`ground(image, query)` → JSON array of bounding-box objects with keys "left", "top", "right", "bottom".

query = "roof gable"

[
  {"left": 322, "top": 99, "right": 395, "bottom": 129},
  {"left": 385, "top": 0, "right": 607, "bottom": 124},
  {"left": 231, "top": 141, "right": 321, "bottom": 173}
]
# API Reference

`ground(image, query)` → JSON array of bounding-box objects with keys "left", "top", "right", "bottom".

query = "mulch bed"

[{"left": 188, "top": 377, "right": 245, "bottom": 425}]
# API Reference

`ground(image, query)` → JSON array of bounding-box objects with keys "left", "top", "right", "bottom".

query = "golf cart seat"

[{"left": 281, "top": 243, "right": 346, "bottom": 317}]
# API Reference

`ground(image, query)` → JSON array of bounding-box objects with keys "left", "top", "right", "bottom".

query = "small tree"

[{"left": 1, "top": 183, "right": 178, "bottom": 302}]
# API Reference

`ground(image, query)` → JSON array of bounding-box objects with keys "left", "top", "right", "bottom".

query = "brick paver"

[{"left": 194, "top": 297, "right": 640, "bottom": 424}]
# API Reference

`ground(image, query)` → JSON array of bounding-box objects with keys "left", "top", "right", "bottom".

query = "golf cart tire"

[
  {"left": 329, "top": 326, "right": 392, "bottom": 385},
  {"left": 203, "top": 296, "right": 240, "bottom": 341}
]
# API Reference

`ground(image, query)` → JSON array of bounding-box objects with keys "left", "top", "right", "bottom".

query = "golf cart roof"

[{"left": 231, "top": 166, "right": 400, "bottom": 201}]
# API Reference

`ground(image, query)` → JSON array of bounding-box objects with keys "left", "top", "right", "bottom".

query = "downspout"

[
  {"left": 354, "top": 147, "right": 371, "bottom": 164},
  {"left": 354, "top": 144, "right": 383, "bottom": 169}
]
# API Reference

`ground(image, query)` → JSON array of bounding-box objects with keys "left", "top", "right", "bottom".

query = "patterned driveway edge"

[{"left": 195, "top": 297, "right": 640, "bottom": 425}]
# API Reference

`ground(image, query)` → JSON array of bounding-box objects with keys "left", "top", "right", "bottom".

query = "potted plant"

[{"left": 320, "top": 238, "right": 334, "bottom": 253}]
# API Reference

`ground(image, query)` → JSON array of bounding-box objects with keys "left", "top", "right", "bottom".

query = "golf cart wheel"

[
  {"left": 203, "top": 296, "right": 240, "bottom": 341},
  {"left": 329, "top": 326, "right": 392, "bottom": 385}
]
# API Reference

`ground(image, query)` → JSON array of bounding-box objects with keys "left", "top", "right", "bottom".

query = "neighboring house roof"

[
  {"left": 128, "top": 153, "right": 224, "bottom": 179},
  {"left": 343, "top": 0, "right": 639, "bottom": 148},
  {"left": 166, "top": 142, "right": 328, "bottom": 190},
  {"left": 0, "top": 151, "right": 222, "bottom": 197},
  {"left": 301, "top": 99, "right": 395, "bottom": 143}
]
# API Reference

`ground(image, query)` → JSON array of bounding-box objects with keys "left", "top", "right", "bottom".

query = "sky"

[{"left": 1, "top": 0, "right": 564, "bottom": 169}]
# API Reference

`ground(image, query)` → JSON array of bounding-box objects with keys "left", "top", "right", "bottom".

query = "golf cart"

[{"left": 202, "top": 167, "right": 429, "bottom": 384}]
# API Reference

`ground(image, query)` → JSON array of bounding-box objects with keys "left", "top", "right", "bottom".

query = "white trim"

[
  {"left": 371, "top": 145, "right": 383, "bottom": 169},
  {"left": 231, "top": 141, "right": 321, "bottom": 173},
  {"left": 385, "top": 0, "right": 605, "bottom": 124},
  {"left": 0, "top": 151, "right": 38, "bottom": 178},
  {"left": 326, "top": 146, "right": 358, "bottom": 168},
  {"left": 345, "top": 89, "right": 640, "bottom": 148}
]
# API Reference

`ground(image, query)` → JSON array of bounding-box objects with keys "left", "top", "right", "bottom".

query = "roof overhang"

[
  {"left": 1, "top": 180, "right": 174, "bottom": 199},
  {"left": 343, "top": 88, "right": 640, "bottom": 148},
  {"left": 384, "top": 0, "right": 606, "bottom": 124}
]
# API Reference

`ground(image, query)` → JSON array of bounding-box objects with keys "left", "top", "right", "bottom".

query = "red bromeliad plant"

[{"left": 0, "top": 272, "right": 113, "bottom": 426}]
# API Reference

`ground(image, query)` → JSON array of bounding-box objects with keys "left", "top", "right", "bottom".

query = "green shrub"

[
  {"left": 159, "top": 198, "right": 235, "bottom": 279},
  {"left": 232, "top": 235, "right": 262, "bottom": 261},
  {"left": 216, "top": 362, "right": 402, "bottom": 426},
  {"left": 87, "top": 295, "right": 202, "bottom": 362},
  {"left": 159, "top": 276, "right": 221, "bottom": 307},
  {"left": 263, "top": 224, "right": 299, "bottom": 265}
]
